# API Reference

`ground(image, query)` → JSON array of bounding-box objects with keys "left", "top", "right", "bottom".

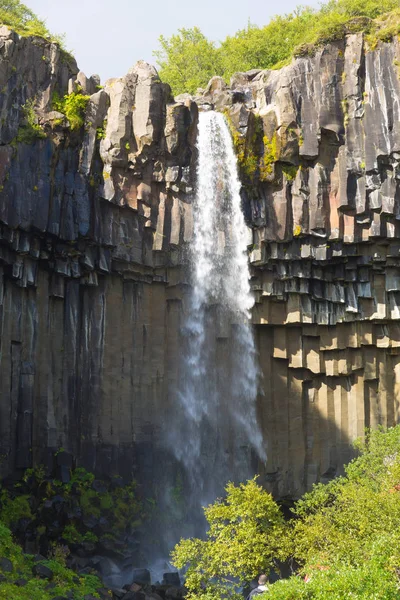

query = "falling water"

[{"left": 169, "top": 110, "right": 266, "bottom": 517}]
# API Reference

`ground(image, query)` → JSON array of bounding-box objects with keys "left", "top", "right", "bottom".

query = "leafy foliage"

[
  {"left": 0, "top": 465, "right": 143, "bottom": 552},
  {"left": 172, "top": 478, "right": 288, "bottom": 600},
  {"left": 154, "top": 0, "right": 400, "bottom": 94},
  {"left": 173, "top": 427, "right": 400, "bottom": 599},
  {"left": 153, "top": 27, "right": 223, "bottom": 95},
  {"left": 52, "top": 91, "right": 90, "bottom": 130},
  {"left": 0, "top": 521, "right": 104, "bottom": 600},
  {"left": 0, "top": 0, "right": 65, "bottom": 46},
  {"left": 16, "top": 99, "right": 46, "bottom": 143},
  {"left": 266, "top": 426, "right": 400, "bottom": 597}
]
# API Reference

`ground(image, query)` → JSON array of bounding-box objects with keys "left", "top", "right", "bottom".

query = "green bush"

[
  {"left": 0, "top": 521, "right": 104, "bottom": 600},
  {"left": 52, "top": 91, "right": 90, "bottom": 131},
  {"left": 0, "top": 490, "right": 32, "bottom": 527},
  {"left": 0, "top": 465, "right": 143, "bottom": 555},
  {"left": 0, "top": 0, "right": 65, "bottom": 46},
  {"left": 16, "top": 99, "right": 46, "bottom": 143},
  {"left": 172, "top": 478, "right": 288, "bottom": 600},
  {"left": 173, "top": 427, "right": 400, "bottom": 599}
]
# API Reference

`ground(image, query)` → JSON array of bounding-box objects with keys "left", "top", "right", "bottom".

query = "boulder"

[
  {"left": 32, "top": 563, "right": 54, "bottom": 579},
  {"left": 0, "top": 557, "right": 13, "bottom": 572}
]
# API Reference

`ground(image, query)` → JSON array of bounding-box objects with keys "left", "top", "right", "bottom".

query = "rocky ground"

[{"left": 0, "top": 455, "right": 185, "bottom": 599}]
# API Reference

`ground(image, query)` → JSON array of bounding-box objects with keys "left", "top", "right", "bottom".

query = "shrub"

[
  {"left": 173, "top": 427, "right": 400, "bottom": 599},
  {"left": 16, "top": 99, "right": 46, "bottom": 143},
  {"left": 153, "top": 27, "right": 223, "bottom": 95},
  {"left": 52, "top": 91, "right": 90, "bottom": 131},
  {"left": 0, "top": 520, "right": 103, "bottom": 600},
  {"left": 0, "top": 0, "right": 65, "bottom": 46},
  {"left": 172, "top": 478, "right": 288, "bottom": 600}
]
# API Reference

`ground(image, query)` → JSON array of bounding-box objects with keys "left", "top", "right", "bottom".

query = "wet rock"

[
  {"left": 163, "top": 573, "right": 180, "bottom": 586},
  {"left": 0, "top": 557, "right": 13, "bottom": 572},
  {"left": 122, "top": 593, "right": 145, "bottom": 600},
  {"left": 55, "top": 451, "right": 73, "bottom": 468},
  {"left": 165, "top": 587, "right": 185, "bottom": 600},
  {"left": 32, "top": 563, "right": 54, "bottom": 579},
  {"left": 92, "top": 479, "right": 108, "bottom": 493},
  {"left": 132, "top": 568, "right": 151, "bottom": 585}
]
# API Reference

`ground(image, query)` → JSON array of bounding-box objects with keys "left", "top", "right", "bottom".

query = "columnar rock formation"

[{"left": 1, "top": 25, "right": 400, "bottom": 498}]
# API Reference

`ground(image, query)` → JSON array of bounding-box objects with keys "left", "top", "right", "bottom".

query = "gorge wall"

[{"left": 1, "top": 25, "right": 400, "bottom": 500}]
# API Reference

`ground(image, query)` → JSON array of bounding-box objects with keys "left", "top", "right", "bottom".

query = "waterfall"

[{"left": 169, "top": 111, "right": 266, "bottom": 516}]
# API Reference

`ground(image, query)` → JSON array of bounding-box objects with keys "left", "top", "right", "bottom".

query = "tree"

[
  {"left": 153, "top": 27, "right": 223, "bottom": 96},
  {"left": 266, "top": 426, "right": 400, "bottom": 598},
  {"left": 173, "top": 427, "right": 400, "bottom": 600},
  {"left": 153, "top": 1, "right": 400, "bottom": 95},
  {"left": 171, "top": 478, "right": 288, "bottom": 600}
]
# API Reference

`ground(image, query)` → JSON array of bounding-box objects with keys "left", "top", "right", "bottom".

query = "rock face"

[
  {"left": 1, "top": 26, "right": 400, "bottom": 498},
  {"left": 0, "top": 27, "right": 197, "bottom": 483}
]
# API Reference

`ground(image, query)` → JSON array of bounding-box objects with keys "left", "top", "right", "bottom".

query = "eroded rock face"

[
  {"left": 0, "top": 27, "right": 197, "bottom": 483},
  {"left": 1, "top": 26, "right": 400, "bottom": 498}
]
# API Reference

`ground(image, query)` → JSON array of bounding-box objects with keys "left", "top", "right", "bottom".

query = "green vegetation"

[
  {"left": 0, "top": 0, "right": 65, "bottom": 46},
  {"left": 173, "top": 426, "right": 400, "bottom": 599},
  {"left": 172, "top": 478, "right": 287, "bottom": 600},
  {"left": 16, "top": 99, "right": 46, "bottom": 143},
  {"left": 224, "top": 111, "right": 278, "bottom": 185},
  {"left": 154, "top": 0, "right": 400, "bottom": 94},
  {"left": 0, "top": 521, "right": 103, "bottom": 600},
  {"left": 0, "top": 465, "right": 143, "bottom": 551},
  {"left": 96, "top": 125, "right": 106, "bottom": 140},
  {"left": 52, "top": 91, "right": 90, "bottom": 131},
  {"left": 153, "top": 27, "right": 223, "bottom": 96}
]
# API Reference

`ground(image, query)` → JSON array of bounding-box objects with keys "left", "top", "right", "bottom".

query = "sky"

[{"left": 28, "top": 0, "right": 318, "bottom": 83}]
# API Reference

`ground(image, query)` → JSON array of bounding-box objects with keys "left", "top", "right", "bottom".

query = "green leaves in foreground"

[
  {"left": 172, "top": 478, "right": 288, "bottom": 600},
  {"left": 173, "top": 426, "right": 400, "bottom": 600},
  {"left": 0, "top": 521, "right": 103, "bottom": 600}
]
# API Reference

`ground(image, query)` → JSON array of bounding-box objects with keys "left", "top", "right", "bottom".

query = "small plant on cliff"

[
  {"left": 172, "top": 478, "right": 288, "bottom": 600},
  {"left": 259, "top": 134, "right": 278, "bottom": 181},
  {"left": 224, "top": 111, "right": 269, "bottom": 185},
  {"left": 52, "top": 91, "right": 90, "bottom": 131},
  {"left": 16, "top": 99, "right": 46, "bottom": 143}
]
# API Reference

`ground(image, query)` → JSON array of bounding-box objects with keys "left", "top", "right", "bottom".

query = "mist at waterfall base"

[{"left": 159, "top": 111, "right": 267, "bottom": 552}]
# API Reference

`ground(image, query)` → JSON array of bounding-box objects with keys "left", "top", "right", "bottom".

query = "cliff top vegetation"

[
  {"left": 0, "top": 0, "right": 64, "bottom": 46},
  {"left": 154, "top": 0, "right": 400, "bottom": 95}
]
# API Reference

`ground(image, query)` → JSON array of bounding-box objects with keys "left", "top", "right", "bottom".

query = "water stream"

[{"left": 169, "top": 111, "right": 266, "bottom": 518}]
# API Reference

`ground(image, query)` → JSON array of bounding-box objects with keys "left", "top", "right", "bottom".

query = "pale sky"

[{"left": 27, "top": 0, "right": 319, "bottom": 83}]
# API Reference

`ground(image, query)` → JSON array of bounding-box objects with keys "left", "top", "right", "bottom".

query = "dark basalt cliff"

[{"left": 1, "top": 25, "right": 400, "bottom": 498}]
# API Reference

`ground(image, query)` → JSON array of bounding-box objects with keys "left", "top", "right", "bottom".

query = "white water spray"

[{"left": 171, "top": 111, "right": 266, "bottom": 507}]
